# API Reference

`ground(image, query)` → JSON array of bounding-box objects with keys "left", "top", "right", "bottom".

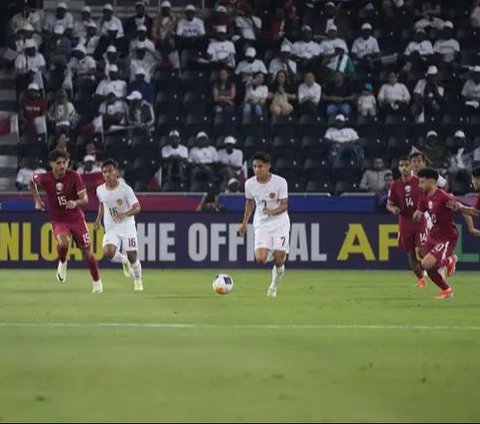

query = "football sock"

[
  {"left": 85, "top": 251, "right": 100, "bottom": 282},
  {"left": 131, "top": 259, "right": 142, "bottom": 281},
  {"left": 413, "top": 264, "right": 424, "bottom": 279},
  {"left": 426, "top": 269, "right": 450, "bottom": 290},
  {"left": 271, "top": 264, "right": 285, "bottom": 288},
  {"left": 111, "top": 249, "right": 127, "bottom": 264},
  {"left": 440, "top": 256, "right": 453, "bottom": 268},
  {"left": 57, "top": 245, "right": 68, "bottom": 263}
]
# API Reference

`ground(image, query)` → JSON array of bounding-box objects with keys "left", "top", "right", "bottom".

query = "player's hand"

[
  {"left": 113, "top": 212, "right": 127, "bottom": 222},
  {"left": 93, "top": 221, "right": 101, "bottom": 231},
  {"left": 390, "top": 206, "right": 400, "bottom": 215},
  {"left": 446, "top": 200, "right": 460, "bottom": 211},
  {"left": 237, "top": 223, "right": 248, "bottom": 237},
  {"left": 35, "top": 200, "right": 45, "bottom": 211},
  {"left": 470, "top": 228, "right": 480, "bottom": 238},
  {"left": 263, "top": 208, "right": 274, "bottom": 217},
  {"left": 65, "top": 200, "right": 77, "bottom": 209}
]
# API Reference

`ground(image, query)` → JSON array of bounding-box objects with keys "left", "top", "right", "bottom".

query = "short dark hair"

[
  {"left": 398, "top": 156, "right": 410, "bottom": 163},
  {"left": 472, "top": 167, "right": 480, "bottom": 178},
  {"left": 48, "top": 149, "right": 69, "bottom": 162},
  {"left": 409, "top": 151, "right": 426, "bottom": 161},
  {"left": 251, "top": 151, "right": 271, "bottom": 163},
  {"left": 102, "top": 158, "right": 118, "bottom": 169},
  {"left": 417, "top": 167, "right": 439, "bottom": 180}
]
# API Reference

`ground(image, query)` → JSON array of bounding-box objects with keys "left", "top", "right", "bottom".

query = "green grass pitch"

[{"left": 1, "top": 268, "right": 480, "bottom": 423}]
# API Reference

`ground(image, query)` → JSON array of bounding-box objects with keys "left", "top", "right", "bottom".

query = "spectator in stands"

[
  {"left": 96, "top": 64, "right": 127, "bottom": 101},
  {"left": 418, "top": 130, "right": 448, "bottom": 169},
  {"left": 125, "top": 1, "right": 153, "bottom": 40},
  {"left": 207, "top": 5, "right": 233, "bottom": 38},
  {"left": 129, "top": 43, "right": 158, "bottom": 83},
  {"left": 99, "top": 4, "right": 125, "bottom": 39},
  {"left": 213, "top": 68, "right": 237, "bottom": 119},
  {"left": 14, "top": 39, "right": 46, "bottom": 91},
  {"left": 44, "top": 24, "right": 72, "bottom": 69},
  {"left": 323, "top": 43, "right": 355, "bottom": 80},
  {"left": 413, "top": 0, "right": 444, "bottom": 31},
  {"left": 234, "top": 4, "right": 262, "bottom": 46},
  {"left": 412, "top": 65, "right": 444, "bottom": 122},
  {"left": 76, "top": 154, "right": 102, "bottom": 174},
  {"left": 433, "top": 21, "right": 460, "bottom": 70},
  {"left": 101, "top": 45, "right": 125, "bottom": 79},
  {"left": 53, "top": 133, "right": 72, "bottom": 156},
  {"left": 268, "top": 44, "right": 297, "bottom": 83},
  {"left": 98, "top": 91, "right": 128, "bottom": 130},
  {"left": 351, "top": 23, "right": 380, "bottom": 73},
  {"left": 129, "top": 25, "right": 156, "bottom": 56},
  {"left": 403, "top": 28, "right": 434, "bottom": 75},
  {"left": 298, "top": 71, "right": 321, "bottom": 115},
  {"left": 18, "top": 83, "right": 47, "bottom": 136},
  {"left": 324, "top": 114, "right": 363, "bottom": 166},
  {"left": 268, "top": 70, "right": 296, "bottom": 117},
  {"left": 68, "top": 44, "right": 96, "bottom": 87},
  {"left": 84, "top": 21, "right": 100, "bottom": 56},
  {"left": 323, "top": 72, "right": 355, "bottom": 118},
  {"left": 207, "top": 26, "right": 236, "bottom": 69},
  {"left": 76, "top": 154, "right": 104, "bottom": 198},
  {"left": 448, "top": 130, "right": 471, "bottom": 171},
  {"left": 375, "top": 171, "right": 394, "bottom": 212},
  {"left": 74, "top": 6, "right": 94, "bottom": 40},
  {"left": 472, "top": 0, "right": 480, "bottom": 28},
  {"left": 243, "top": 72, "right": 268, "bottom": 118},
  {"left": 10, "top": 2, "right": 42, "bottom": 36},
  {"left": 98, "top": 18, "right": 129, "bottom": 59},
  {"left": 378, "top": 72, "right": 411, "bottom": 115},
  {"left": 291, "top": 25, "right": 320, "bottom": 70},
  {"left": 461, "top": 66, "right": 480, "bottom": 115},
  {"left": 43, "top": 2, "right": 74, "bottom": 37},
  {"left": 16, "top": 157, "right": 45, "bottom": 192},
  {"left": 176, "top": 4, "right": 206, "bottom": 50},
  {"left": 319, "top": 25, "right": 349, "bottom": 71},
  {"left": 225, "top": 178, "right": 241, "bottom": 193},
  {"left": 126, "top": 91, "right": 155, "bottom": 129},
  {"left": 357, "top": 83, "right": 377, "bottom": 117},
  {"left": 234, "top": 47, "right": 267, "bottom": 82},
  {"left": 161, "top": 130, "right": 188, "bottom": 182},
  {"left": 14, "top": 23, "right": 42, "bottom": 54},
  {"left": 189, "top": 131, "right": 218, "bottom": 185},
  {"left": 47, "top": 89, "right": 77, "bottom": 137},
  {"left": 151, "top": 1, "right": 176, "bottom": 47},
  {"left": 360, "top": 157, "right": 391, "bottom": 192},
  {"left": 218, "top": 136, "right": 243, "bottom": 191},
  {"left": 128, "top": 68, "right": 154, "bottom": 105}
]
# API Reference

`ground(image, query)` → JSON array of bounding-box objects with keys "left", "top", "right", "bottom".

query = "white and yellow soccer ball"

[{"left": 212, "top": 274, "right": 234, "bottom": 295}]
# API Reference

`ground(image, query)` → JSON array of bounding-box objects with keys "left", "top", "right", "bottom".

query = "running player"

[
  {"left": 387, "top": 157, "right": 427, "bottom": 287},
  {"left": 238, "top": 152, "right": 290, "bottom": 297},
  {"left": 413, "top": 168, "right": 458, "bottom": 299},
  {"left": 30, "top": 149, "right": 103, "bottom": 293},
  {"left": 94, "top": 159, "right": 143, "bottom": 291}
]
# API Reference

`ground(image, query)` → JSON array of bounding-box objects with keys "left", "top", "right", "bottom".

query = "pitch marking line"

[{"left": 1, "top": 323, "right": 480, "bottom": 331}]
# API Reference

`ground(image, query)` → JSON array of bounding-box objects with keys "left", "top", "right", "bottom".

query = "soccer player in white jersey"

[
  {"left": 238, "top": 152, "right": 290, "bottom": 297},
  {"left": 94, "top": 159, "right": 143, "bottom": 291}
]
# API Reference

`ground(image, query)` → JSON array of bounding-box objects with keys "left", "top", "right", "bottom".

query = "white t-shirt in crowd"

[
  {"left": 461, "top": 79, "right": 480, "bottom": 100},
  {"left": 319, "top": 38, "right": 349, "bottom": 56},
  {"left": 351, "top": 36, "right": 380, "bottom": 58},
  {"left": 99, "top": 16, "right": 125, "bottom": 38},
  {"left": 176, "top": 17, "right": 206, "bottom": 37},
  {"left": 235, "top": 59, "right": 267, "bottom": 80},
  {"left": 404, "top": 40, "right": 434, "bottom": 56},
  {"left": 162, "top": 144, "right": 189, "bottom": 160},
  {"left": 43, "top": 12, "right": 74, "bottom": 32},
  {"left": 292, "top": 41, "right": 321, "bottom": 60},
  {"left": 298, "top": 82, "right": 322, "bottom": 105},
  {"left": 433, "top": 39, "right": 460, "bottom": 63},
  {"left": 378, "top": 83, "right": 411, "bottom": 104},
  {"left": 96, "top": 180, "right": 138, "bottom": 234},
  {"left": 244, "top": 84, "right": 268, "bottom": 103},
  {"left": 96, "top": 79, "right": 128, "bottom": 98},
  {"left": 16, "top": 167, "right": 46, "bottom": 186},
  {"left": 235, "top": 16, "right": 261, "bottom": 40},
  {"left": 245, "top": 174, "right": 290, "bottom": 232},
  {"left": 325, "top": 127, "right": 359, "bottom": 143},
  {"left": 207, "top": 40, "right": 236, "bottom": 68},
  {"left": 218, "top": 148, "right": 243, "bottom": 168},
  {"left": 189, "top": 146, "right": 218, "bottom": 164},
  {"left": 98, "top": 100, "right": 128, "bottom": 124},
  {"left": 413, "top": 79, "right": 444, "bottom": 97}
]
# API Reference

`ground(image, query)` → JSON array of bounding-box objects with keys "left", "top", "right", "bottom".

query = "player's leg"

[
  {"left": 267, "top": 234, "right": 289, "bottom": 297},
  {"left": 254, "top": 248, "right": 270, "bottom": 265},
  {"left": 126, "top": 250, "right": 143, "bottom": 291},
  {"left": 71, "top": 220, "right": 103, "bottom": 293},
  {"left": 408, "top": 249, "right": 426, "bottom": 288},
  {"left": 400, "top": 230, "right": 425, "bottom": 287},
  {"left": 103, "top": 232, "right": 131, "bottom": 277},
  {"left": 52, "top": 222, "right": 71, "bottom": 283}
]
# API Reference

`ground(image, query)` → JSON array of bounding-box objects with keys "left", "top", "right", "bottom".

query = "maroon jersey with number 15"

[{"left": 32, "top": 169, "right": 86, "bottom": 222}]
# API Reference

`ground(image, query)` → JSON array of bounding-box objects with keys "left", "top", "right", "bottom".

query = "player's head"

[
  {"left": 398, "top": 156, "right": 411, "bottom": 177},
  {"left": 471, "top": 167, "right": 480, "bottom": 191},
  {"left": 102, "top": 158, "right": 119, "bottom": 186},
  {"left": 251, "top": 151, "right": 271, "bottom": 180},
  {"left": 417, "top": 167, "right": 439, "bottom": 193},
  {"left": 48, "top": 149, "right": 69, "bottom": 178},
  {"left": 409, "top": 152, "right": 426, "bottom": 174}
]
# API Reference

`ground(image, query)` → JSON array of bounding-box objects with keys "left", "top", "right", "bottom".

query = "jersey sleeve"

[
  {"left": 32, "top": 172, "right": 46, "bottom": 187},
  {"left": 96, "top": 185, "right": 103, "bottom": 202},
  {"left": 417, "top": 194, "right": 427, "bottom": 213},
  {"left": 245, "top": 181, "right": 253, "bottom": 199},
  {"left": 125, "top": 185, "right": 139, "bottom": 206},
  {"left": 387, "top": 183, "right": 397, "bottom": 205},
  {"left": 74, "top": 171, "right": 87, "bottom": 194},
  {"left": 278, "top": 178, "right": 288, "bottom": 200}
]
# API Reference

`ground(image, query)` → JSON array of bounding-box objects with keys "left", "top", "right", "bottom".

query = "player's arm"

[
  {"left": 264, "top": 198, "right": 288, "bottom": 217},
  {"left": 462, "top": 213, "right": 480, "bottom": 237},
  {"left": 94, "top": 202, "right": 104, "bottom": 230},
  {"left": 114, "top": 202, "right": 141, "bottom": 222},
  {"left": 238, "top": 198, "right": 255, "bottom": 236},
  {"left": 386, "top": 200, "right": 400, "bottom": 215},
  {"left": 29, "top": 178, "right": 45, "bottom": 211},
  {"left": 66, "top": 189, "right": 88, "bottom": 209},
  {"left": 457, "top": 204, "right": 480, "bottom": 217}
]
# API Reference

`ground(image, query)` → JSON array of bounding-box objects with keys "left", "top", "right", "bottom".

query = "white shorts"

[
  {"left": 254, "top": 228, "right": 290, "bottom": 253},
  {"left": 103, "top": 230, "right": 138, "bottom": 252}
]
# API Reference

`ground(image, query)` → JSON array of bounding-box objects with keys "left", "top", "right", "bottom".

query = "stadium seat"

[
  {"left": 162, "top": 179, "right": 187, "bottom": 192},
  {"left": 104, "top": 133, "right": 131, "bottom": 162},
  {"left": 156, "top": 114, "right": 185, "bottom": 138},
  {"left": 180, "top": 70, "right": 209, "bottom": 95},
  {"left": 271, "top": 115, "right": 298, "bottom": 139},
  {"left": 387, "top": 136, "right": 414, "bottom": 158},
  {"left": 300, "top": 136, "right": 330, "bottom": 159},
  {"left": 185, "top": 114, "right": 212, "bottom": 139},
  {"left": 299, "top": 114, "right": 325, "bottom": 138},
  {"left": 242, "top": 116, "right": 268, "bottom": 139},
  {"left": 190, "top": 180, "right": 214, "bottom": 192},
  {"left": 133, "top": 157, "right": 160, "bottom": 182},
  {"left": 303, "top": 158, "right": 331, "bottom": 181},
  {"left": 132, "top": 134, "right": 159, "bottom": 160},
  {"left": 332, "top": 160, "right": 362, "bottom": 183},
  {"left": 360, "top": 136, "right": 387, "bottom": 160},
  {"left": 212, "top": 114, "right": 239, "bottom": 139},
  {"left": 156, "top": 92, "right": 181, "bottom": 117},
  {"left": 334, "top": 180, "right": 360, "bottom": 195},
  {"left": 183, "top": 92, "right": 209, "bottom": 115},
  {"left": 272, "top": 136, "right": 301, "bottom": 159},
  {"left": 243, "top": 136, "right": 271, "bottom": 158},
  {"left": 305, "top": 180, "right": 334, "bottom": 193}
]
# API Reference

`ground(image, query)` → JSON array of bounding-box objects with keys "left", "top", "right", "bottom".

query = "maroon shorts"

[
  {"left": 422, "top": 236, "right": 458, "bottom": 263},
  {"left": 398, "top": 229, "right": 427, "bottom": 252},
  {"left": 52, "top": 219, "right": 91, "bottom": 249}
]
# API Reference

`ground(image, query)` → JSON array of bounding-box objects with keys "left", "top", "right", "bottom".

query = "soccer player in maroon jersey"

[
  {"left": 449, "top": 167, "right": 480, "bottom": 236},
  {"left": 29, "top": 150, "right": 103, "bottom": 293},
  {"left": 413, "top": 168, "right": 458, "bottom": 299},
  {"left": 387, "top": 157, "right": 427, "bottom": 287}
]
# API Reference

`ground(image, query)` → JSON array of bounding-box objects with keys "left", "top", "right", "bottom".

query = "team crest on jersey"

[
  {"left": 405, "top": 185, "right": 411, "bottom": 193},
  {"left": 55, "top": 182, "right": 64, "bottom": 192},
  {"left": 269, "top": 193, "right": 275, "bottom": 199},
  {"left": 116, "top": 199, "right": 123, "bottom": 206},
  {"left": 428, "top": 201, "right": 433, "bottom": 210}
]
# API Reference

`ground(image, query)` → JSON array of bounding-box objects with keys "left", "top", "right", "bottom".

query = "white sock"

[
  {"left": 111, "top": 250, "right": 127, "bottom": 264},
  {"left": 270, "top": 265, "right": 285, "bottom": 289},
  {"left": 131, "top": 259, "right": 142, "bottom": 281}
]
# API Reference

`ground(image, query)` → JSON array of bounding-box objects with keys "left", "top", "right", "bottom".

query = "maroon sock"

[
  {"left": 426, "top": 269, "right": 450, "bottom": 290},
  {"left": 85, "top": 251, "right": 100, "bottom": 282},
  {"left": 414, "top": 263, "right": 424, "bottom": 278},
  {"left": 57, "top": 245, "right": 68, "bottom": 263},
  {"left": 439, "top": 256, "right": 452, "bottom": 268}
]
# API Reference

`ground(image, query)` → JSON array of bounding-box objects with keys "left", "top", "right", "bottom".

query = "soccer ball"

[{"left": 212, "top": 274, "right": 234, "bottom": 295}]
